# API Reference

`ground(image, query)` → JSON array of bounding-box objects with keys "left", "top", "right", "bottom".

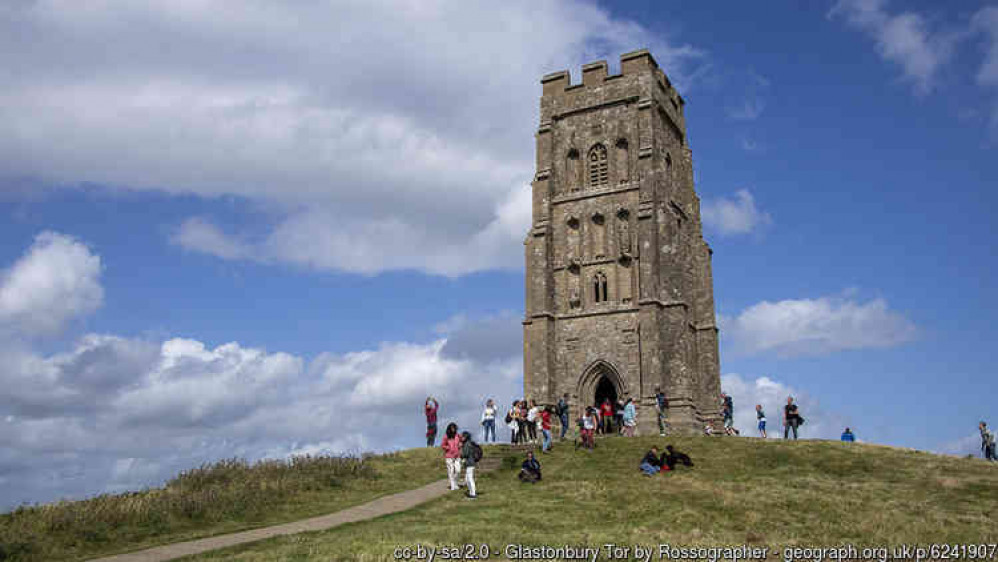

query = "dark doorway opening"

[{"left": 594, "top": 376, "right": 618, "bottom": 408}]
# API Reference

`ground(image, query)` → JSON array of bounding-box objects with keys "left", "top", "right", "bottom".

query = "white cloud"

[
  {"left": 721, "top": 293, "right": 917, "bottom": 357},
  {"left": 721, "top": 373, "right": 851, "bottom": 440},
  {"left": 0, "top": 0, "right": 705, "bottom": 276},
  {"left": 700, "top": 189, "right": 772, "bottom": 236},
  {"left": 0, "top": 231, "right": 103, "bottom": 336},
  {"left": 829, "top": 0, "right": 958, "bottom": 96}
]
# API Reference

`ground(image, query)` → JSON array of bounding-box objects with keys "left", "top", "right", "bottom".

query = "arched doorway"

[
  {"left": 594, "top": 376, "right": 618, "bottom": 407},
  {"left": 578, "top": 360, "right": 625, "bottom": 410}
]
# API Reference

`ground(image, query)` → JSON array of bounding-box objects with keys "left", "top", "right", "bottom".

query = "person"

[
  {"left": 640, "top": 446, "right": 662, "bottom": 476},
  {"left": 784, "top": 396, "right": 801, "bottom": 440},
  {"left": 526, "top": 400, "right": 539, "bottom": 444},
  {"left": 662, "top": 445, "right": 694, "bottom": 470},
  {"left": 481, "top": 399, "right": 497, "bottom": 443},
  {"left": 440, "top": 423, "right": 462, "bottom": 490},
  {"left": 614, "top": 398, "right": 625, "bottom": 435},
  {"left": 539, "top": 405, "right": 553, "bottom": 452},
  {"left": 980, "top": 422, "right": 996, "bottom": 461},
  {"left": 557, "top": 393, "right": 570, "bottom": 440},
  {"left": 599, "top": 398, "right": 614, "bottom": 435},
  {"left": 580, "top": 406, "right": 597, "bottom": 449},
  {"left": 756, "top": 404, "right": 767, "bottom": 438},
  {"left": 460, "top": 431, "right": 478, "bottom": 499},
  {"left": 721, "top": 392, "right": 734, "bottom": 433},
  {"left": 841, "top": 427, "right": 855, "bottom": 442},
  {"left": 518, "top": 450, "right": 542, "bottom": 483},
  {"left": 622, "top": 397, "right": 637, "bottom": 437},
  {"left": 424, "top": 397, "right": 439, "bottom": 447},
  {"left": 506, "top": 402, "right": 520, "bottom": 444},
  {"left": 655, "top": 387, "right": 668, "bottom": 436}
]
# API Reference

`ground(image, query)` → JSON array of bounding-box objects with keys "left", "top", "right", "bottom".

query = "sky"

[{"left": 0, "top": 0, "right": 995, "bottom": 509}]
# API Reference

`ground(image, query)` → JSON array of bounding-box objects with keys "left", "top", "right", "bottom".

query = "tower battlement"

[{"left": 540, "top": 49, "right": 685, "bottom": 110}]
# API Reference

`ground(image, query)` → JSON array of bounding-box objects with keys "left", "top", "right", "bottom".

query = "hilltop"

[{"left": 3, "top": 435, "right": 997, "bottom": 561}]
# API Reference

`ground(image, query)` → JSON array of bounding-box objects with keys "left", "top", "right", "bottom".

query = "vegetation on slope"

[
  {"left": 187, "top": 435, "right": 998, "bottom": 561},
  {"left": 0, "top": 449, "right": 444, "bottom": 562}
]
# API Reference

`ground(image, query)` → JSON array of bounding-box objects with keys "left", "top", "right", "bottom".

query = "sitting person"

[
  {"left": 640, "top": 446, "right": 662, "bottom": 476},
  {"left": 518, "top": 450, "right": 542, "bottom": 483},
  {"left": 661, "top": 445, "right": 694, "bottom": 470}
]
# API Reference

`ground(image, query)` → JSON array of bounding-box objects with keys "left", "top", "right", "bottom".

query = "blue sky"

[{"left": 0, "top": 0, "right": 996, "bottom": 509}]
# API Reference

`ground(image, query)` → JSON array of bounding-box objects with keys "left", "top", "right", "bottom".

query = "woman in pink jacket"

[{"left": 440, "top": 422, "right": 463, "bottom": 490}]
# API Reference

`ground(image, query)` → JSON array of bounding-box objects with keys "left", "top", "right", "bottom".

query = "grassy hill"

[{"left": 3, "top": 435, "right": 997, "bottom": 561}]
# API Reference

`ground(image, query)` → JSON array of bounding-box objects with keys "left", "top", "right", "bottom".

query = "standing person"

[
  {"left": 980, "top": 422, "right": 996, "bottom": 461},
  {"left": 614, "top": 398, "right": 625, "bottom": 435},
  {"left": 526, "top": 400, "right": 539, "bottom": 444},
  {"left": 557, "top": 393, "right": 570, "bottom": 441},
  {"left": 756, "top": 404, "right": 767, "bottom": 438},
  {"left": 655, "top": 387, "right": 668, "bottom": 436},
  {"left": 784, "top": 396, "right": 801, "bottom": 440},
  {"left": 622, "top": 397, "right": 637, "bottom": 437},
  {"left": 721, "top": 392, "right": 734, "bottom": 434},
  {"left": 441, "top": 423, "right": 462, "bottom": 490},
  {"left": 841, "top": 427, "right": 855, "bottom": 442},
  {"left": 599, "top": 398, "right": 614, "bottom": 435},
  {"left": 481, "top": 399, "right": 497, "bottom": 443},
  {"left": 539, "top": 406, "right": 553, "bottom": 453},
  {"left": 424, "top": 397, "right": 439, "bottom": 447},
  {"left": 580, "top": 406, "right": 597, "bottom": 449},
  {"left": 506, "top": 401, "right": 520, "bottom": 444},
  {"left": 460, "top": 431, "right": 478, "bottom": 499}
]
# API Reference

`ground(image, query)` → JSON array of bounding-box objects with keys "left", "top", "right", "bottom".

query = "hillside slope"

[{"left": 187, "top": 435, "right": 998, "bottom": 561}]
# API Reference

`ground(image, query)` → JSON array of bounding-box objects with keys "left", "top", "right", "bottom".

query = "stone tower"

[{"left": 522, "top": 49, "right": 722, "bottom": 433}]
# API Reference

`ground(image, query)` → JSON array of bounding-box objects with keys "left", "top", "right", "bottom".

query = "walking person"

[
  {"left": 614, "top": 398, "right": 625, "bottom": 435},
  {"left": 655, "top": 387, "right": 668, "bottom": 436},
  {"left": 622, "top": 397, "right": 637, "bottom": 437},
  {"left": 424, "top": 397, "right": 439, "bottom": 447},
  {"left": 557, "top": 393, "right": 570, "bottom": 440},
  {"left": 784, "top": 396, "right": 802, "bottom": 440},
  {"left": 441, "top": 423, "right": 462, "bottom": 490},
  {"left": 756, "top": 404, "right": 767, "bottom": 438},
  {"left": 600, "top": 397, "right": 614, "bottom": 435},
  {"left": 481, "top": 399, "right": 497, "bottom": 443},
  {"left": 721, "top": 392, "right": 734, "bottom": 435},
  {"left": 980, "top": 421, "right": 996, "bottom": 461},
  {"left": 540, "top": 405, "right": 553, "bottom": 452},
  {"left": 460, "top": 431, "right": 479, "bottom": 499}
]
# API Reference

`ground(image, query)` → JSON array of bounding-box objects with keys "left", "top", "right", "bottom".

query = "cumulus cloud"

[
  {"left": 700, "top": 189, "right": 772, "bottom": 236},
  {"left": 828, "top": 0, "right": 959, "bottom": 95},
  {"left": 721, "top": 293, "right": 917, "bottom": 357},
  {"left": 721, "top": 373, "right": 851, "bottom": 440},
  {"left": 0, "top": 231, "right": 103, "bottom": 336},
  {"left": 725, "top": 69, "right": 769, "bottom": 121},
  {"left": 0, "top": 0, "right": 705, "bottom": 276},
  {"left": 0, "top": 324, "right": 522, "bottom": 510}
]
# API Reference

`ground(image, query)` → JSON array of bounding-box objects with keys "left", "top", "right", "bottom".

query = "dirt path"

[
  {"left": 90, "top": 455, "right": 504, "bottom": 562},
  {"left": 89, "top": 479, "right": 450, "bottom": 561}
]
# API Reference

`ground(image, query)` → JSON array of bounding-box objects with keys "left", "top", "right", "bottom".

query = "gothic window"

[
  {"left": 588, "top": 144, "right": 608, "bottom": 187},
  {"left": 593, "top": 271, "right": 608, "bottom": 303}
]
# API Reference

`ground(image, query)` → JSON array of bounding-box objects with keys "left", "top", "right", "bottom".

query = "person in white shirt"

[{"left": 481, "top": 399, "right": 497, "bottom": 443}]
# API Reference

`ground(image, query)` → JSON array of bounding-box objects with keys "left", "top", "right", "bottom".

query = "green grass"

[
  {"left": 0, "top": 449, "right": 445, "bottom": 562},
  {"left": 182, "top": 435, "right": 998, "bottom": 561}
]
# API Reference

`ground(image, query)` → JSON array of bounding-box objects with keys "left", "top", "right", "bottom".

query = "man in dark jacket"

[
  {"left": 518, "top": 451, "right": 542, "bottom": 483},
  {"left": 640, "top": 446, "right": 662, "bottom": 475},
  {"left": 557, "top": 393, "right": 570, "bottom": 440}
]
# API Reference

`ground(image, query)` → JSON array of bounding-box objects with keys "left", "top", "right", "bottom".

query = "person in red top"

[
  {"left": 599, "top": 398, "right": 614, "bottom": 435},
  {"left": 440, "top": 422, "right": 462, "bottom": 491},
  {"left": 425, "top": 397, "right": 439, "bottom": 447},
  {"left": 539, "top": 406, "right": 553, "bottom": 452}
]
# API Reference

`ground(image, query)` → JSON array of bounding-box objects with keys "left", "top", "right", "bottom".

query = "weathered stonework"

[{"left": 523, "top": 49, "right": 722, "bottom": 433}]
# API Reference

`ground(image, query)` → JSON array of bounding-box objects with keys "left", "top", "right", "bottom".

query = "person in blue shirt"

[{"left": 841, "top": 427, "right": 855, "bottom": 442}]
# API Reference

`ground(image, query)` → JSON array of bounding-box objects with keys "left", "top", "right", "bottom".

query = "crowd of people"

[{"left": 425, "top": 394, "right": 994, "bottom": 500}]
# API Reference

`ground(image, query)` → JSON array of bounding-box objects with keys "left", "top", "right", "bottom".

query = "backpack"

[{"left": 471, "top": 442, "right": 483, "bottom": 463}]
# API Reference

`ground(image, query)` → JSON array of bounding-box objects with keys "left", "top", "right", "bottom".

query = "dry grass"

[
  {"left": 0, "top": 448, "right": 444, "bottom": 561},
  {"left": 185, "top": 435, "right": 998, "bottom": 561}
]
